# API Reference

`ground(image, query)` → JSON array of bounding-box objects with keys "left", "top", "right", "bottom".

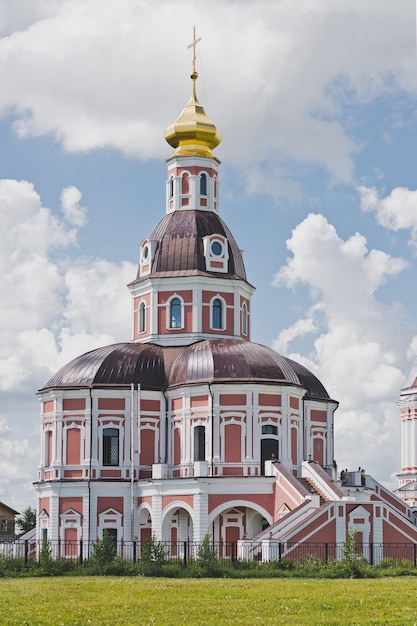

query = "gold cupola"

[{"left": 165, "top": 30, "right": 222, "bottom": 158}]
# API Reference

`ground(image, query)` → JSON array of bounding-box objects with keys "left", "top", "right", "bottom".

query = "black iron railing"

[{"left": 1, "top": 539, "right": 417, "bottom": 567}]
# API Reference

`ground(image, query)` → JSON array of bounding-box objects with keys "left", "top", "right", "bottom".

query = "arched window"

[
  {"left": 139, "top": 301, "right": 146, "bottom": 333},
  {"left": 169, "top": 177, "right": 174, "bottom": 198},
  {"left": 200, "top": 173, "right": 207, "bottom": 195},
  {"left": 242, "top": 303, "right": 248, "bottom": 335},
  {"left": 212, "top": 298, "right": 223, "bottom": 330},
  {"left": 169, "top": 297, "right": 182, "bottom": 329},
  {"left": 194, "top": 425, "right": 206, "bottom": 461},
  {"left": 103, "top": 428, "right": 119, "bottom": 466}
]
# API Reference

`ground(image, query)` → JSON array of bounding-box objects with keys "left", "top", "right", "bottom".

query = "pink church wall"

[
  {"left": 66, "top": 428, "right": 81, "bottom": 465},
  {"left": 311, "top": 409, "right": 327, "bottom": 422},
  {"left": 191, "top": 395, "right": 208, "bottom": 408},
  {"left": 163, "top": 495, "right": 193, "bottom": 510},
  {"left": 46, "top": 431, "right": 52, "bottom": 466},
  {"left": 291, "top": 427, "right": 298, "bottom": 465},
  {"left": 220, "top": 394, "right": 246, "bottom": 406},
  {"left": 97, "top": 497, "right": 123, "bottom": 515},
  {"left": 173, "top": 428, "right": 181, "bottom": 465},
  {"left": 290, "top": 512, "right": 335, "bottom": 543},
  {"left": 59, "top": 497, "right": 82, "bottom": 515},
  {"left": 98, "top": 398, "right": 125, "bottom": 410},
  {"left": 158, "top": 290, "right": 193, "bottom": 334},
  {"left": 43, "top": 400, "right": 54, "bottom": 413},
  {"left": 140, "top": 429, "right": 155, "bottom": 465},
  {"left": 312, "top": 437, "right": 324, "bottom": 466},
  {"left": 259, "top": 394, "right": 281, "bottom": 407},
  {"left": 39, "top": 497, "right": 49, "bottom": 515},
  {"left": 289, "top": 397, "right": 299, "bottom": 410},
  {"left": 63, "top": 398, "right": 86, "bottom": 411},
  {"left": 224, "top": 424, "right": 241, "bottom": 462},
  {"left": 208, "top": 493, "right": 273, "bottom": 516},
  {"left": 141, "top": 399, "right": 161, "bottom": 411},
  {"left": 169, "top": 165, "right": 217, "bottom": 178}
]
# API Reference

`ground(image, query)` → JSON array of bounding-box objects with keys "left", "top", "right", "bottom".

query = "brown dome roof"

[
  {"left": 41, "top": 340, "right": 331, "bottom": 401},
  {"left": 133, "top": 210, "right": 248, "bottom": 283},
  {"left": 168, "top": 339, "right": 330, "bottom": 399}
]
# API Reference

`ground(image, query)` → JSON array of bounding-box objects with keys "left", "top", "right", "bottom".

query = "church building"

[{"left": 34, "top": 38, "right": 417, "bottom": 561}]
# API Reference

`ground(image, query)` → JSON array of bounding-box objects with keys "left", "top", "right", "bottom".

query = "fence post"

[
  {"left": 369, "top": 543, "right": 373, "bottom": 566},
  {"left": 133, "top": 540, "right": 137, "bottom": 563},
  {"left": 183, "top": 541, "right": 187, "bottom": 567},
  {"left": 231, "top": 541, "right": 235, "bottom": 563},
  {"left": 278, "top": 542, "right": 282, "bottom": 562},
  {"left": 78, "top": 539, "right": 83, "bottom": 565},
  {"left": 414, "top": 543, "right": 417, "bottom": 567},
  {"left": 24, "top": 539, "right": 28, "bottom": 566}
]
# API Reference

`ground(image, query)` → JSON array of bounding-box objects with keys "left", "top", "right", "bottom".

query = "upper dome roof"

[
  {"left": 164, "top": 70, "right": 222, "bottom": 158},
  {"left": 133, "top": 209, "right": 248, "bottom": 282},
  {"left": 40, "top": 339, "right": 331, "bottom": 401}
]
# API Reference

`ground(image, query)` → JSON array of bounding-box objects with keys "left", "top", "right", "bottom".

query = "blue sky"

[{"left": 0, "top": 0, "right": 416, "bottom": 511}]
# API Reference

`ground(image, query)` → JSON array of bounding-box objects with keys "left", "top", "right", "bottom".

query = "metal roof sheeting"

[
  {"left": 134, "top": 210, "right": 248, "bottom": 282},
  {"left": 41, "top": 339, "right": 331, "bottom": 401}
]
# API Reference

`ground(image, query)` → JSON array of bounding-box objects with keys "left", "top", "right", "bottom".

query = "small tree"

[
  {"left": 91, "top": 531, "right": 117, "bottom": 570},
  {"left": 141, "top": 533, "right": 167, "bottom": 567},
  {"left": 196, "top": 533, "right": 218, "bottom": 569},
  {"left": 15, "top": 506, "right": 36, "bottom": 537}
]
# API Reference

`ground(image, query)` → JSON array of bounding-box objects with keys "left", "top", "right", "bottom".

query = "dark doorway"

[
  {"left": 261, "top": 439, "right": 279, "bottom": 475},
  {"left": 103, "top": 528, "right": 117, "bottom": 551}
]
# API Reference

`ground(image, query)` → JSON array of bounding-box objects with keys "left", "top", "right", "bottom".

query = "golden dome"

[{"left": 164, "top": 70, "right": 222, "bottom": 158}]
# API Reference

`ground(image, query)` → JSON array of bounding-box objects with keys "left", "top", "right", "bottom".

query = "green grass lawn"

[{"left": 1, "top": 576, "right": 417, "bottom": 625}]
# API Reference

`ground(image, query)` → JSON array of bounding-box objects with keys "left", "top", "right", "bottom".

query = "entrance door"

[
  {"left": 103, "top": 528, "right": 117, "bottom": 551},
  {"left": 261, "top": 439, "right": 279, "bottom": 475}
]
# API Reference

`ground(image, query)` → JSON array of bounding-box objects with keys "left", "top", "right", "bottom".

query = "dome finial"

[
  {"left": 164, "top": 27, "right": 222, "bottom": 157},
  {"left": 187, "top": 25, "right": 201, "bottom": 78}
]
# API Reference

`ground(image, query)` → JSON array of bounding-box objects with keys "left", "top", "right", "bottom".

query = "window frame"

[
  {"left": 168, "top": 296, "right": 184, "bottom": 330},
  {"left": 102, "top": 427, "right": 120, "bottom": 466},
  {"left": 200, "top": 173, "right": 207, "bottom": 196},
  {"left": 138, "top": 301, "right": 146, "bottom": 334},
  {"left": 210, "top": 296, "right": 225, "bottom": 330}
]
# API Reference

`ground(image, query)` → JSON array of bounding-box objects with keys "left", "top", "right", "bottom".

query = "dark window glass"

[
  {"left": 103, "top": 428, "right": 119, "bottom": 466},
  {"left": 170, "top": 297, "right": 182, "bottom": 329},
  {"left": 169, "top": 177, "right": 174, "bottom": 198},
  {"left": 211, "top": 241, "right": 222, "bottom": 256},
  {"left": 200, "top": 173, "right": 207, "bottom": 195},
  {"left": 242, "top": 304, "right": 248, "bottom": 335},
  {"left": 262, "top": 424, "right": 278, "bottom": 435},
  {"left": 194, "top": 425, "right": 206, "bottom": 461},
  {"left": 139, "top": 302, "right": 146, "bottom": 333},
  {"left": 212, "top": 298, "right": 223, "bottom": 329}
]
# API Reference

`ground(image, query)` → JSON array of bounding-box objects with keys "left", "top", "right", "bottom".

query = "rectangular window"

[{"left": 103, "top": 428, "right": 119, "bottom": 466}]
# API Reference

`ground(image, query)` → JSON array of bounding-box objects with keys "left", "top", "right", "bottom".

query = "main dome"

[{"left": 41, "top": 339, "right": 331, "bottom": 400}]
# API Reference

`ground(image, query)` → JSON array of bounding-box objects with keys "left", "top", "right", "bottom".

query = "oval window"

[{"left": 211, "top": 241, "right": 222, "bottom": 256}]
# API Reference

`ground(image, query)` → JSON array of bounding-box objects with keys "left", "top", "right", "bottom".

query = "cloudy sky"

[{"left": 0, "top": 0, "right": 416, "bottom": 512}]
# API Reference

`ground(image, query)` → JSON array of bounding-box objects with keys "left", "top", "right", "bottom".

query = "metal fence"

[{"left": 1, "top": 539, "right": 417, "bottom": 567}]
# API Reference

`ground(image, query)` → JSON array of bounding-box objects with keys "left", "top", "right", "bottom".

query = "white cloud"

[
  {"left": 0, "top": 0, "right": 414, "bottom": 186},
  {"left": 0, "top": 176, "right": 136, "bottom": 507},
  {"left": 358, "top": 185, "right": 417, "bottom": 251},
  {"left": 60, "top": 186, "right": 87, "bottom": 227},
  {"left": 273, "top": 213, "right": 413, "bottom": 480}
]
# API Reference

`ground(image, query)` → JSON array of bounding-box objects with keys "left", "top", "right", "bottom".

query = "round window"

[
  {"left": 142, "top": 245, "right": 149, "bottom": 260},
  {"left": 211, "top": 241, "right": 222, "bottom": 256}
]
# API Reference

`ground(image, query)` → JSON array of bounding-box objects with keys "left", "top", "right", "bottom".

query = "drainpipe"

[
  {"left": 208, "top": 384, "right": 214, "bottom": 475},
  {"left": 88, "top": 388, "right": 93, "bottom": 550},
  {"left": 130, "top": 383, "right": 135, "bottom": 542}
]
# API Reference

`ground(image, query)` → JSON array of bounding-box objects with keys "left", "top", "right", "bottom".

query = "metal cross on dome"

[{"left": 187, "top": 26, "right": 201, "bottom": 74}]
